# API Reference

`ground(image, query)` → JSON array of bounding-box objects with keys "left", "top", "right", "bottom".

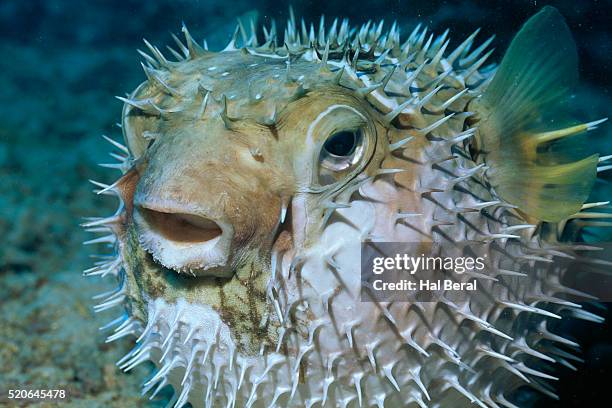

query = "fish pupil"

[{"left": 323, "top": 130, "right": 358, "bottom": 157}]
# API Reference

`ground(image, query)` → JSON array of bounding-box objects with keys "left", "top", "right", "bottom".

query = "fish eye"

[
  {"left": 318, "top": 127, "right": 366, "bottom": 184},
  {"left": 308, "top": 104, "right": 374, "bottom": 187}
]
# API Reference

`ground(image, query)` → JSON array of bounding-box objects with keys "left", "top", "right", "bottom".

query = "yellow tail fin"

[{"left": 474, "top": 6, "right": 600, "bottom": 222}]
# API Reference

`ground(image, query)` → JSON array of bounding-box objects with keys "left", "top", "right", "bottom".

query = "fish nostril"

[{"left": 138, "top": 207, "right": 223, "bottom": 244}]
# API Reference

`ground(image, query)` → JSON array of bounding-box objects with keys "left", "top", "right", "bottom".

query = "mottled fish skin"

[{"left": 84, "top": 6, "right": 609, "bottom": 408}]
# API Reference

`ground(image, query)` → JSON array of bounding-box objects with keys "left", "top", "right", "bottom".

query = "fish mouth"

[
  {"left": 138, "top": 208, "right": 223, "bottom": 244},
  {"left": 132, "top": 201, "right": 234, "bottom": 278}
]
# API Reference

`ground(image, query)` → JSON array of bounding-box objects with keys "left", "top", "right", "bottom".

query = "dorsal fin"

[{"left": 474, "top": 6, "right": 600, "bottom": 222}]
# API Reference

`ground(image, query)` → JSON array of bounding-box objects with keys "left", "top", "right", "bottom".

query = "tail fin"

[{"left": 474, "top": 6, "right": 600, "bottom": 222}]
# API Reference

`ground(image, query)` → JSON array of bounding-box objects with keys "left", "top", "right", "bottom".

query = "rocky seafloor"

[{"left": 0, "top": 0, "right": 610, "bottom": 407}]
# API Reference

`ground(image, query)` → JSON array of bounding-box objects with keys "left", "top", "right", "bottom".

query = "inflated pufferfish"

[{"left": 85, "top": 7, "right": 610, "bottom": 407}]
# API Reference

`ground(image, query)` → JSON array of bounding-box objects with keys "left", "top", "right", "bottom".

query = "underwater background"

[{"left": 0, "top": 0, "right": 610, "bottom": 406}]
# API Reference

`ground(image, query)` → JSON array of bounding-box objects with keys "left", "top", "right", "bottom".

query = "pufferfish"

[{"left": 84, "top": 6, "right": 611, "bottom": 408}]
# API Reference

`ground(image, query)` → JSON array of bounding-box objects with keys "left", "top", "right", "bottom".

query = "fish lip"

[{"left": 132, "top": 198, "right": 235, "bottom": 278}]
